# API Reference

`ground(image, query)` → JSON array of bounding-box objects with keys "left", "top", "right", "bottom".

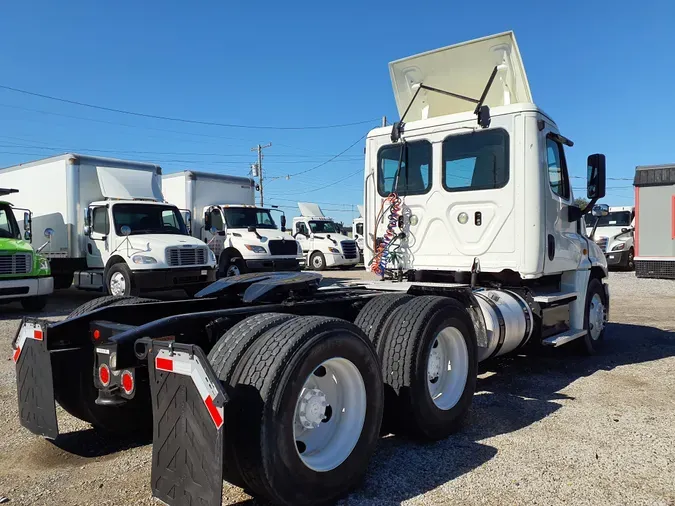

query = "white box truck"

[
  {"left": 162, "top": 170, "right": 303, "bottom": 277},
  {"left": 293, "top": 202, "right": 360, "bottom": 270},
  {"left": 0, "top": 154, "right": 217, "bottom": 296},
  {"left": 585, "top": 205, "right": 635, "bottom": 270}
]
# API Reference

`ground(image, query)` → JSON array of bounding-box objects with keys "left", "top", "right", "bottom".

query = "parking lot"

[{"left": 0, "top": 270, "right": 673, "bottom": 506}]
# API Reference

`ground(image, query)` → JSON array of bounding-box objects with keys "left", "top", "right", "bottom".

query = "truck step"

[
  {"left": 542, "top": 328, "right": 586, "bottom": 347},
  {"left": 533, "top": 291, "right": 577, "bottom": 306}
]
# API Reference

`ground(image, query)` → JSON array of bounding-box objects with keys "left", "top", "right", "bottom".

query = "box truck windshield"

[
  {"left": 223, "top": 208, "right": 277, "bottom": 230},
  {"left": 113, "top": 204, "right": 188, "bottom": 236},
  {"left": 0, "top": 206, "right": 21, "bottom": 239}
]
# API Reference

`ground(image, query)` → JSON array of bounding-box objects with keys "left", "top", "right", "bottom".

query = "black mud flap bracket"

[
  {"left": 13, "top": 318, "right": 58, "bottom": 439},
  {"left": 141, "top": 338, "right": 228, "bottom": 506}
]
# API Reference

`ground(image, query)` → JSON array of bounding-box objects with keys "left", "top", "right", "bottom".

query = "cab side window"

[
  {"left": 546, "top": 137, "right": 570, "bottom": 200},
  {"left": 92, "top": 207, "right": 109, "bottom": 235},
  {"left": 296, "top": 222, "right": 308, "bottom": 236},
  {"left": 355, "top": 223, "right": 363, "bottom": 236},
  {"left": 210, "top": 209, "right": 224, "bottom": 230}
]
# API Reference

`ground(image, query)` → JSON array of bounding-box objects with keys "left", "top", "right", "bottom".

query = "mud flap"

[
  {"left": 146, "top": 341, "right": 227, "bottom": 506},
  {"left": 14, "top": 320, "right": 58, "bottom": 439}
]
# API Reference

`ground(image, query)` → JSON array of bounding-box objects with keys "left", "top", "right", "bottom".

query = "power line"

[
  {"left": 268, "top": 168, "right": 363, "bottom": 196},
  {"left": 267, "top": 134, "right": 365, "bottom": 182},
  {"left": 0, "top": 84, "right": 378, "bottom": 130}
]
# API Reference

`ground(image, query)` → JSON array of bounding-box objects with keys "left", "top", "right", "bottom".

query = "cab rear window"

[
  {"left": 442, "top": 129, "right": 509, "bottom": 192},
  {"left": 377, "top": 140, "right": 432, "bottom": 197}
]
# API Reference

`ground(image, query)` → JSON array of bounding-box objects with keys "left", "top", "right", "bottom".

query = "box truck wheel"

[
  {"left": 576, "top": 278, "right": 608, "bottom": 355},
  {"left": 218, "top": 252, "right": 248, "bottom": 278},
  {"left": 207, "top": 312, "right": 298, "bottom": 487},
  {"left": 20, "top": 295, "right": 48, "bottom": 312},
  {"left": 106, "top": 263, "right": 138, "bottom": 296},
  {"left": 229, "top": 316, "right": 383, "bottom": 505},
  {"left": 379, "top": 296, "right": 477, "bottom": 440},
  {"left": 626, "top": 247, "right": 635, "bottom": 271}
]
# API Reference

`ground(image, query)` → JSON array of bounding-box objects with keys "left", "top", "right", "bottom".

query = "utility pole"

[{"left": 251, "top": 143, "right": 272, "bottom": 206}]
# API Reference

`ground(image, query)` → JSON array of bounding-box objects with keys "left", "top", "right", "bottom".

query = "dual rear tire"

[{"left": 207, "top": 314, "right": 383, "bottom": 505}]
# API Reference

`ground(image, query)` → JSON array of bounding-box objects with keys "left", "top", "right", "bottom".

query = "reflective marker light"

[
  {"left": 458, "top": 212, "right": 469, "bottom": 224},
  {"left": 121, "top": 370, "right": 134, "bottom": 395},
  {"left": 93, "top": 329, "right": 101, "bottom": 340},
  {"left": 98, "top": 364, "right": 110, "bottom": 386}
]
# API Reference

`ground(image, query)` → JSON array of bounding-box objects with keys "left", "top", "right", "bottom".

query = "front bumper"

[
  {"left": 0, "top": 276, "right": 53, "bottom": 301},
  {"left": 605, "top": 249, "right": 629, "bottom": 267},
  {"left": 245, "top": 258, "right": 301, "bottom": 272},
  {"left": 324, "top": 252, "right": 360, "bottom": 268},
  {"left": 132, "top": 267, "right": 216, "bottom": 292}
]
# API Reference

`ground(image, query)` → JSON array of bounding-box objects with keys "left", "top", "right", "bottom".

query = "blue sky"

[{"left": 1, "top": 0, "right": 673, "bottom": 225}]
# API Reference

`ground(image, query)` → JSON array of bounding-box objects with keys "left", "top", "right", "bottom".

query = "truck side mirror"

[
  {"left": 23, "top": 212, "right": 32, "bottom": 242},
  {"left": 84, "top": 208, "right": 92, "bottom": 236},
  {"left": 587, "top": 154, "right": 606, "bottom": 200},
  {"left": 204, "top": 212, "right": 211, "bottom": 231},
  {"left": 592, "top": 204, "right": 609, "bottom": 217},
  {"left": 280, "top": 215, "right": 286, "bottom": 232}
]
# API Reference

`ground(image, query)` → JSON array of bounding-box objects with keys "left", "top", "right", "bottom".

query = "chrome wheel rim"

[
  {"left": 312, "top": 256, "right": 323, "bottom": 269},
  {"left": 426, "top": 327, "right": 469, "bottom": 411},
  {"left": 293, "top": 357, "right": 366, "bottom": 472},
  {"left": 589, "top": 293, "right": 606, "bottom": 340},
  {"left": 226, "top": 264, "right": 241, "bottom": 276},
  {"left": 109, "top": 272, "right": 126, "bottom": 296}
]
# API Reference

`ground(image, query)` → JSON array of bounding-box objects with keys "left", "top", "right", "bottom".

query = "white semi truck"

[
  {"left": 13, "top": 32, "right": 611, "bottom": 506},
  {"left": 585, "top": 205, "right": 635, "bottom": 270},
  {"left": 293, "top": 202, "right": 360, "bottom": 270},
  {"left": 162, "top": 170, "right": 303, "bottom": 277},
  {"left": 0, "top": 154, "right": 217, "bottom": 296}
]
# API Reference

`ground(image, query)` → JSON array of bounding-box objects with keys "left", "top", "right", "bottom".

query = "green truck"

[{"left": 0, "top": 188, "right": 53, "bottom": 311}]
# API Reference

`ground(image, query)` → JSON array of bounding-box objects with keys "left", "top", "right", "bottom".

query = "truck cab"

[
  {"left": 203, "top": 204, "right": 303, "bottom": 276},
  {"left": 0, "top": 188, "right": 53, "bottom": 310},
  {"left": 585, "top": 206, "right": 635, "bottom": 270},
  {"left": 364, "top": 31, "right": 608, "bottom": 346},
  {"left": 293, "top": 202, "right": 360, "bottom": 270},
  {"left": 81, "top": 198, "right": 217, "bottom": 296}
]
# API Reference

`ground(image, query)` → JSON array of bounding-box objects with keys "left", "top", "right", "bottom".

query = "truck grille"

[
  {"left": 0, "top": 253, "right": 32, "bottom": 275},
  {"left": 268, "top": 239, "right": 298, "bottom": 256},
  {"left": 341, "top": 240, "right": 358, "bottom": 260},
  {"left": 594, "top": 237, "right": 608, "bottom": 253},
  {"left": 166, "top": 247, "right": 207, "bottom": 267}
]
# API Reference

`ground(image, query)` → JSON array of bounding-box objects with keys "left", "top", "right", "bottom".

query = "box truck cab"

[
  {"left": 162, "top": 171, "right": 303, "bottom": 277},
  {"left": 293, "top": 202, "right": 360, "bottom": 270},
  {"left": 0, "top": 154, "right": 217, "bottom": 297},
  {"left": 585, "top": 206, "right": 635, "bottom": 270},
  {"left": 0, "top": 188, "right": 53, "bottom": 310}
]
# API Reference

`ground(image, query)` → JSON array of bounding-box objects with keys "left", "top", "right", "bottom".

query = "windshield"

[
  {"left": 222, "top": 208, "right": 277, "bottom": 229},
  {"left": 112, "top": 204, "right": 188, "bottom": 236},
  {"left": 585, "top": 211, "right": 632, "bottom": 228},
  {"left": 309, "top": 220, "right": 340, "bottom": 234},
  {"left": 0, "top": 205, "right": 20, "bottom": 240}
]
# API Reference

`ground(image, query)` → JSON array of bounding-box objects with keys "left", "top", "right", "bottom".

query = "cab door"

[
  {"left": 203, "top": 206, "right": 225, "bottom": 257},
  {"left": 294, "top": 220, "right": 312, "bottom": 254},
  {"left": 542, "top": 132, "right": 582, "bottom": 274},
  {"left": 86, "top": 206, "right": 109, "bottom": 269}
]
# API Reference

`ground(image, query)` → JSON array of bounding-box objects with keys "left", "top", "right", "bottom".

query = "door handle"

[{"left": 547, "top": 234, "right": 555, "bottom": 261}]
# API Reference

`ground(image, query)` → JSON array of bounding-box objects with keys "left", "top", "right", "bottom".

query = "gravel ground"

[{"left": 0, "top": 270, "right": 673, "bottom": 506}]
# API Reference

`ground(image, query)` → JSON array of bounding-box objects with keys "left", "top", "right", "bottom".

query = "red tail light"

[
  {"left": 98, "top": 364, "right": 110, "bottom": 387},
  {"left": 121, "top": 370, "right": 134, "bottom": 395},
  {"left": 93, "top": 329, "right": 101, "bottom": 340}
]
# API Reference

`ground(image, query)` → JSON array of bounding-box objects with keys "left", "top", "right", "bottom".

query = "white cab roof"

[{"left": 389, "top": 31, "right": 532, "bottom": 122}]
